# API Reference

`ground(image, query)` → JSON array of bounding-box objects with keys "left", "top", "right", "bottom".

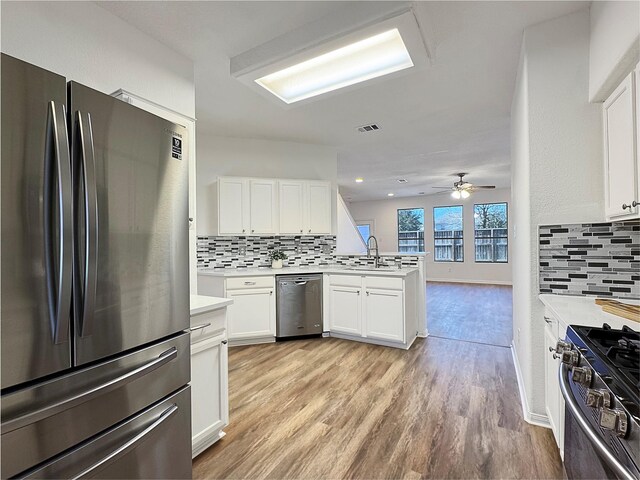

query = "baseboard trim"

[
  {"left": 510, "top": 344, "right": 551, "bottom": 428},
  {"left": 426, "top": 278, "right": 513, "bottom": 286}
]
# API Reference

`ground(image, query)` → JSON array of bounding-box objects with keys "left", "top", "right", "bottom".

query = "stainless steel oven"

[{"left": 558, "top": 325, "right": 640, "bottom": 480}]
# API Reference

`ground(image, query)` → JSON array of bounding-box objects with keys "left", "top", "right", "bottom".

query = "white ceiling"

[{"left": 98, "top": 1, "right": 588, "bottom": 202}]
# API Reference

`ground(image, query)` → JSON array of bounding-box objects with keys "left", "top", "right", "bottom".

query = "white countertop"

[
  {"left": 197, "top": 265, "right": 419, "bottom": 278},
  {"left": 539, "top": 294, "right": 639, "bottom": 330},
  {"left": 190, "top": 294, "right": 233, "bottom": 316}
]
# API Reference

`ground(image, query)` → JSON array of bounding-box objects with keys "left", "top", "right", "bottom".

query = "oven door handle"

[{"left": 559, "top": 363, "right": 636, "bottom": 480}]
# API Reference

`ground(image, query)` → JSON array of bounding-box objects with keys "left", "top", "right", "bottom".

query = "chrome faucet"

[{"left": 366, "top": 235, "right": 380, "bottom": 268}]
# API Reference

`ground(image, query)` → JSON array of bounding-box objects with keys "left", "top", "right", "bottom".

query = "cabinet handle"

[
  {"left": 366, "top": 291, "right": 370, "bottom": 296},
  {"left": 357, "top": 290, "right": 360, "bottom": 295},
  {"left": 622, "top": 203, "right": 633, "bottom": 210},
  {"left": 222, "top": 340, "right": 228, "bottom": 345},
  {"left": 190, "top": 322, "right": 211, "bottom": 332},
  {"left": 242, "top": 229, "right": 246, "bottom": 233},
  {"left": 251, "top": 229, "right": 255, "bottom": 233},
  {"left": 270, "top": 290, "right": 273, "bottom": 295},
  {"left": 300, "top": 229, "right": 303, "bottom": 233},
  {"left": 244, "top": 281, "right": 256, "bottom": 285},
  {"left": 308, "top": 229, "right": 311, "bottom": 233},
  {"left": 544, "top": 316, "right": 552, "bottom": 324},
  {"left": 633, "top": 201, "right": 638, "bottom": 208}
]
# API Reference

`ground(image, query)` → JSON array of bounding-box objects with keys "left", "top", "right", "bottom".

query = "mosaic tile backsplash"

[
  {"left": 539, "top": 221, "right": 639, "bottom": 299},
  {"left": 197, "top": 235, "right": 422, "bottom": 270}
]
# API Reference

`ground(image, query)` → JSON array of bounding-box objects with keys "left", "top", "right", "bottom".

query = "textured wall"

[{"left": 511, "top": 8, "right": 603, "bottom": 420}]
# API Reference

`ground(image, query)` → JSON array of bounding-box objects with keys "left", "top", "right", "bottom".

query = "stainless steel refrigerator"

[{"left": 1, "top": 53, "right": 192, "bottom": 479}]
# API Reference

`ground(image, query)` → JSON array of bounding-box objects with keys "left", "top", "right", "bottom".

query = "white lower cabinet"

[
  {"left": 227, "top": 288, "right": 275, "bottom": 341},
  {"left": 364, "top": 289, "right": 405, "bottom": 343},
  {"left": 328, "top": 286, "right": 362, "bottom": 335},
  {"left": 326, "top": 272, "right": 417, "bottom": 349},
  {"left": 191, "top": 332, "right": 229, "bottom": 458},
  {"left": 543, "top": 309, "right": 565, "bottom": 459}
]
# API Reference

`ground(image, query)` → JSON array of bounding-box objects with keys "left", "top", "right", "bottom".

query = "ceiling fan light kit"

[{"left": 434, "top": 173, "right": 496, "bottom": 199}]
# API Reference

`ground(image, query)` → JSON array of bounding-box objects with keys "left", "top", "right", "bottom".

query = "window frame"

[
  {"left": 396, "top": 208, "right": 425, "bottom": 253},
  {"left": 473, "top": 202, "right": 509, "bottom": 264},
  {"left": 432, "top": 205, "right": 464, "bottom": 262}
]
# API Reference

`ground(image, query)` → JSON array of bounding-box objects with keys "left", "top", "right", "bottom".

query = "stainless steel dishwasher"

[{"left": 276, "top": 274, "right": 323, "bottom": 338}]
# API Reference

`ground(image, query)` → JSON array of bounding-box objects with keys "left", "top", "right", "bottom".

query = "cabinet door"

[
  {"left": 305, "top": 181, "right": 332, "bottom": 234},
  {"left": 226, "top": 288, "right": 275, "bottom": 339},
  {"left": 328, "top": 286, "right": 361, "bottom": 335},
  {"left": 544, "top": 326, "right": 561, "bottom": 447},
  {"left": 191, "top": 333, "right": 229, "bottom": 457},
  {"left": 364, "top": 289, "right": 405, "bottom": 342},
  {"left": 603, "top": 72, "right": 638, "bottom": 219},
  {"left": 219, "top": 178, "right": 249, "bottom": 234},
  {"left": 279, "top": 180, "right": 305, "bottom": 234},
  {"left": 249, "top": 179, "right": 278, "bottom": 234}
]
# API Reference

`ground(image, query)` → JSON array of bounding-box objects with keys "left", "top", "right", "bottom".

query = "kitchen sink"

[{"left": 343, "top": 266, "right": 398, "bottom": 272}]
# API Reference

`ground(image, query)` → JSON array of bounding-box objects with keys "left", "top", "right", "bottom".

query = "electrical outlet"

[
  {"left": 239, "top": 242, "right": 247, "bottom": 256},
  {"left": 321, "top": 243, "right": 331, "bottom": 254}
]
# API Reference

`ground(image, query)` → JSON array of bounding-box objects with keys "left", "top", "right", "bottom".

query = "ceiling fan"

[{"left": 431, "top": 173, "right": 495, "bottom": 199}]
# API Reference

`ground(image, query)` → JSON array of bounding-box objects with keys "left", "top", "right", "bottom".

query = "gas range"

[{"left": 555, "top": 323, "right": 640, "bottom": 480}]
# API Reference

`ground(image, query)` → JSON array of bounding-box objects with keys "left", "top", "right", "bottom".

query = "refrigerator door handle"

[
  {"left": 44, "top": 101, "right": 72, "bottom": 345},
  {"left": 76, "top": 110, "right": 98, "bottom": 337},
  {"left": 1, "top": 347, "right": 178, "bottom": 434},
  {"left": 70, "top": 404, "right": 179, "bottom": 480}
]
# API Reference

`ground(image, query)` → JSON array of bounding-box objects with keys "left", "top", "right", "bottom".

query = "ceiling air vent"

[
  {"left": 356, "top": 123, "right": 380, "bottom": 133},
  {"left": 397, "top": 179, "right": 408, "bottom": 184}
]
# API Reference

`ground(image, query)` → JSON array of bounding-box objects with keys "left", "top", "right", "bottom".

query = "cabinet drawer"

[
  {"left": 328, "top": 274, "right": 362, "bottom": 288},
  {"left": 226, "top": 276, "right": 275, "bottom": 290},
  {"left": 543, "top": 309, "right": 559, "bottom": 338},
  {"left": 190, "top": 308, "right": 226, "bottom": 344},
  {"left": 365, "top": 276, "right": 403, "bottom": 291}
]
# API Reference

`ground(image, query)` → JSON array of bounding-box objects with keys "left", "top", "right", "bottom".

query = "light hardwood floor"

[
  {"left": 426, "top": 282, "right": 513, "bottom": 347},
  {"left": 193, "top": 337, "right": 563, "bottom": 479}
]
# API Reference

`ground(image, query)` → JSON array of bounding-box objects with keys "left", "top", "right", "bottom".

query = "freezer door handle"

[
  {"left": 1, "top": 347, "right": 178, "bottom": 434},
  {"left": 44, "top": 101, "right": 72, "bottom": 345},
  {"left": 75, "top": 110, "right": 98, "bottom": 337},
  {"left": 70, "top": 403, "right": 178, "bottom": 480}
]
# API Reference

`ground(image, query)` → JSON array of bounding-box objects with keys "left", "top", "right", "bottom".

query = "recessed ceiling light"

[
  {"left": 418, "top": 192, "right": 425, "bottom": 195},
  {"left": 387, "top": 193, "right": 395, "bottom": 197},
  {"left": 355, "top": 177, "right": 364, "bottom": 183},
  {"left": 255, "top": 28, "right": 414, "bottom": 104}
]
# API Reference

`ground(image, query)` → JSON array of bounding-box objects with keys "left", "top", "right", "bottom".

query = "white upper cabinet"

[
  {"left": 249, "top": 179, "right": 277, "bottom": 234},
  {"left": 279, "top": 180, "right": 305, "bottom": 234},
  {"left": 603, "top": 70, "right": 639, "bottom": 220},
  {"left": 218, "top": 177, "right": 249, "bottom": 235},
  {"left": 212, "top": 176, "right": 332, "bottom": 236},
  {"left": 305, "top": 181, "right": 332, "bottom": 234}
]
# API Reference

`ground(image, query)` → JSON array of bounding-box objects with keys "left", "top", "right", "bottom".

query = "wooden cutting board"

[{"left": 595, "top": 299, "right": 640, "bottom": 323}]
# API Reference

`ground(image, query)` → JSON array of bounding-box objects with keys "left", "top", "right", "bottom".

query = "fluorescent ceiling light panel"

[{"left": 255, "top": 28, "right": 414, "bottom": 104}]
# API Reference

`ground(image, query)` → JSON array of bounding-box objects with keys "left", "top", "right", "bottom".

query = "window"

[
  {"left": 433, "top": 206, "right": 463, "bottom": 262},
  {"left": 474, "top": 203, "right": 508, "bottom": 263},
  {"left": 357, "top": 223, "right": 371, "bottom": 242},
  {"left": 397, "top": 208, "right": 424, "bottom": 253}
]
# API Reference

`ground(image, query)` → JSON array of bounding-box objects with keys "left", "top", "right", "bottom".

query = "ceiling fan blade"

[
  {"left": 470, "top": 185, "right": 496, "bottom": 190},
  {"left": 431, "top": 186, "right": 453, "bottom": 189},
  {"left": 460, "top": 182, "right": 473, "bottom": 189}
]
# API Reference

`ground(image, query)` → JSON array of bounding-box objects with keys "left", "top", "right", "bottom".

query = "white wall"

[
  {"left": 336, "top": 193, "right": 366, "bottom": 255},
  {"left": 1, "top": 1, "right": 195, "bottom": 118},
  {"left": 589, "top": 1, "right": 640, "bottom": 102},
  {"left": 347, "top": 188, "right": 512, "bottom": 285},
  {"left": 197, "top": 132, "right": 338, "bottom": 235},
  {"left": 511, "top": 8, "right": 603, "bottom": 422}
]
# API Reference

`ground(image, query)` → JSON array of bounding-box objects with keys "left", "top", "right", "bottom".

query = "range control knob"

[
  {"left": 560, "top": 350, "right": 580, "bottom": 366},
  {"left": 571, "top": 366, "right": 592, "bottom": 387},
  {"left": 586, "top": 389, "right": 611, "bottom": 408},
  {"left": 599, "top": 408, "right": 628, "bottom": 438},
  {"left": 550, "top": 339, "right": 571, "bottom": 354}
]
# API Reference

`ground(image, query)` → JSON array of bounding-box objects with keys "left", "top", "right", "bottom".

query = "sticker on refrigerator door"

[{"left": 171, "top": 136, "right": 182, "bottom": 160}]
